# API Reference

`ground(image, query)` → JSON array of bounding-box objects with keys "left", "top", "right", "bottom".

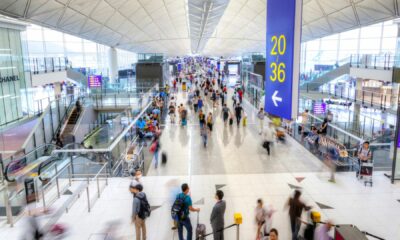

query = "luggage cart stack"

[{"left": 358, "top": 160, "right": 373, "bottom": 187}]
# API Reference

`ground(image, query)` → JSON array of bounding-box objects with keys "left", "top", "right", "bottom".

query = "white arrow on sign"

[{"left": 272, "top": 90, "right": 282, "bottom": 107}]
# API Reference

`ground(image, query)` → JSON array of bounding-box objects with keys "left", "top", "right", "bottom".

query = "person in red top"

[{"left": 237, "top": 89, "right": 243, "bottom": 104}]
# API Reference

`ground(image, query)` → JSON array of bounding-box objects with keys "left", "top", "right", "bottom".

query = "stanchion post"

[{"left": 234, "top": 213, "right": 242, "bottom": 240}]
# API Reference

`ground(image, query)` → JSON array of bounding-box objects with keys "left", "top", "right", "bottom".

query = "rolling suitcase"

[
  {"left": 161, "top": 152, "right": 167, "bottom": 164},
  {"left": 196, "top": 213, "right": 206, "bottom": 240}
]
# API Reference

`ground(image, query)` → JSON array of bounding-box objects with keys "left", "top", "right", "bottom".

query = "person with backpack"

[
  {"left": 234, "top": 104, "right": 244, "bottom": 127},
  {"left": 210, "top": 190, "right": 226, "bottom": 240},
  {"left": 172, "top": 183, "right": 200, "bottom": 240},
  {"left": 130, "top": 184, "right": 150, "bottom": 240}
]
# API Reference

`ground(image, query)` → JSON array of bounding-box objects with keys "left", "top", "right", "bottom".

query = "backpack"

[
  {"left": 136, "top": 194, "right": 151, "bottom": 219},
  {"left": 171, "top": 194, "right": 187, "bottom": 221}
]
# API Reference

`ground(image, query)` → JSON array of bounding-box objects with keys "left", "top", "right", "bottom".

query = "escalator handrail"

[
  {"left": 3, "top": 144, "right": 61, "bottom": 182},
  {"left": 37, "top": 156, "right": 65, "bottom": 182}
]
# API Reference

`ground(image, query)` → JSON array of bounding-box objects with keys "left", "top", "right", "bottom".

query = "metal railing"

[
  {"left": 2, "top": 159, "right": 108, "bottom": 227},
  {"left": 21, "top": 93, "right": 82, "bottom": 155},
  {"left": 350, "top": 53, "right": 395, "bottom": 70},
  {"left": 1, "top": 144, "right": 58, "bottom": 182},
  {"left": 292, "top": 113, "right": 393, "bottom": 170},
  {"left": 52, "top": 84, "right": 159, "bottom": 175},
  {"left": 302, "top": 83, "right": 398, "bottom": 111},
  {"left": 64, "top": 162, "right": 108, "bottom": 212},
  {"left": 299, "top": 95, "right": 396, "bottom": 141},
  {"left": 30, "top": 57, "right": 70, "bottom": 74}
]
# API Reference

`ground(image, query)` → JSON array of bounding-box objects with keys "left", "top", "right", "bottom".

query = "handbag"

[{"left": 149, "top": 142, "right": 157, "bottom": 153}]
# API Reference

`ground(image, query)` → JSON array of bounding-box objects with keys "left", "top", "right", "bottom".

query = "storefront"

[
  {"left": 0, "top": 19, "right": 30, "bottom": 126},
  {"left": 243, "top": 71, "right": 264, "bottom": 108}
]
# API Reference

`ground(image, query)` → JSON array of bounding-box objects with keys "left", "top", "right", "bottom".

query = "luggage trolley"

[{"left": 358, "top": 160, "right": 373, "bottom": 187}]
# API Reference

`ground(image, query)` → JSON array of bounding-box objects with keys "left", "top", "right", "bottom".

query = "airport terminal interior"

[{"left": 1, "top": 0, "right": 400, "bottom": 239}]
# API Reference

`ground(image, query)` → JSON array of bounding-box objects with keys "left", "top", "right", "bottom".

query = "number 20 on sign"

[{"left": 269, "top": 35, "right": 286, "bottom": 83}]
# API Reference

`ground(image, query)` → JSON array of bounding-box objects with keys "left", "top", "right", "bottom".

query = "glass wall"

[
  {"left": 301, "top": 20, "right": 398, "bottom": 72},
  {"left": 0, "top": 27, "right": 29, "bottom": 126},
  {"left": 117, "top": 49, "right": 137, "bottom": 69},
  {"left": 25, "top": 24, "right": 137, "bottom": 74}
]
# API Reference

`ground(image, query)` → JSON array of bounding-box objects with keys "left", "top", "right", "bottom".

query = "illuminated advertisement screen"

[
  {"left": 313, "top": 102, "right": 326, "bottom": 115},
  {"left": 88, "top": 75, "right": 102, "bottom": 88}
]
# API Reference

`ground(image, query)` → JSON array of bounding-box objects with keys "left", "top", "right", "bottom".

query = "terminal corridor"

[{"left": 0, "top": 1, "right": 400, "bottom": 239}]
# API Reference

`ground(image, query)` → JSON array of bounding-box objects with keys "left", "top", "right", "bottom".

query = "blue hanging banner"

[{"left": 264, "top": 0, "right": 302, "bottom": 120}]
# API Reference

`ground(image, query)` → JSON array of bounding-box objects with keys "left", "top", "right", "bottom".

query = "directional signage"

[
  {"left": 88, "top": 75, "right": 102, "bottom": 88},
  {"left": 264, "top": 0, "right": 302, "bottom": 120},
  {"left": 313, "top": 102, "right": 327, "bottom": 115}
]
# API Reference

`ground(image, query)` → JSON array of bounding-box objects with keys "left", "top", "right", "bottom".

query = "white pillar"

[{"left": 108, "top": 47, "right": 118, "bottom": 82}]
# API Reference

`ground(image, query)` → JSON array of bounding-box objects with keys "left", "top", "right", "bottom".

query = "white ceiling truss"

[
  {"left": 0, "top": 0, "right": 398, "bottom": 56},
  {"left": 188, "top": 0, "right": 229, "bottom": 54}
]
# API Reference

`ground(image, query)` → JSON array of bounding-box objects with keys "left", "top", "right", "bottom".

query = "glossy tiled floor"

[{"left": 2, "top": 85, "right": 400, "bottom": 239}]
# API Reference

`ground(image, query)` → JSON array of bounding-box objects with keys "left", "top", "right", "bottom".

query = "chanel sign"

[{"left": 0, "top": 75, "right": 19, "bottom": 83}]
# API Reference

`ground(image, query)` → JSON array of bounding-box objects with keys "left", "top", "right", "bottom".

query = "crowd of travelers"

[{"left": 127, "top": 59, "right": 337, "bottom": 240}]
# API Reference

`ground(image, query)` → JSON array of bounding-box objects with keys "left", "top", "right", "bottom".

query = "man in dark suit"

[{"left": 210, "top": 190, "right": 226, "bottom": 240}]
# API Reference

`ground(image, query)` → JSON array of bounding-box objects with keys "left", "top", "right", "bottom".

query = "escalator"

[
  {"left": 3, "top": 144, "right": 60, "bottom": 182},
  {"left": 3, "top": 142, "right": 105, "bottom": 183},
  {"left": 60, "top": 102, "right": 83, "bottom": 144},
  {"left": 300, "top": 63, "right": 351, "bottom": 91},
  {"left": 0, "top": 143, "right": 107, "bottom": 226},
  {"left": 38, "top": 142, "right": 106, "bottom": 180}
]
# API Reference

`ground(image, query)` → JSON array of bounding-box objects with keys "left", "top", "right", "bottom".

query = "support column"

[
  {"left": 355, "top": 78, "right": 363, "bottom": 104},
  {"left": 108, "top": 47, "right": 118, "bottom": 82},
  {"left": 390, "top": 21, "right": 400, "bottom": 181}
]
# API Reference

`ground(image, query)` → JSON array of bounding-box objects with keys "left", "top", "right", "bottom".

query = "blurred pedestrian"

[
  {"left": 149, "top": 137, "right": 160, "bottom": 168},
  {"left": 255, "top": 199, "right": 274, "bottom": 239},
  {"left": 326, "top": 146, "right": 339, "bottom": 183},
  {"left": 201, "top": 125, "right": 208, "bottom": 147},
  {"left": 269, "top": 228, "right": 279, "bottom": 240},
  {"left": 207, "top": 112, "right": 213, "bottom": 132},
  {"left": 234, "top": 104, "right": 243, "bottom": 127},
  {"left": 131, "top": 170, "right": 142, "bottom": 187},
  {"left": 287, "top": 190, "right": 311, "bottom": 240},
  {"left": 257, "top": 108, "right": 265, "bottom": 134},
  {"left": 314, "top": 221, "right": 333, "bottom": 240},
  {"left": 222, "top": 104, "right": 231, "bottom": 126},
  {"left": 262, "top": 123, "right": 275, "bottom": 156}
]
